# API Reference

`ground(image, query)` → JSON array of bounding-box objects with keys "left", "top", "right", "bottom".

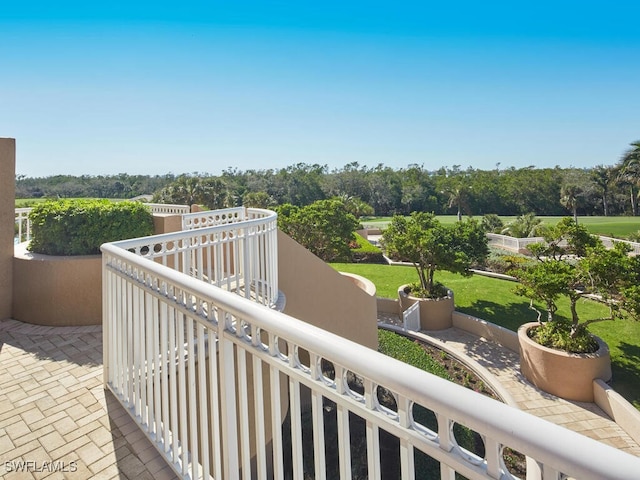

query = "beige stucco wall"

[
  {"left": 13, "top": 244, "right": 102, "bottom": 326},
  {"left": 277, "top": 230, "right": 378, "bottom": 351},
  {"left": 12, "top": 213, "right": 177, "bottom": 326},
  {"left": 0, "top": 139, "right": 15, "bottom": 320}
]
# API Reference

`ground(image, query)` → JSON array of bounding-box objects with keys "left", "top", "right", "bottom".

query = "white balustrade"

[
  {"left": 102, "top": 207, "right": 640, "bottom": 480},
  {"left": 14, "top": 207, "right": 32, "bottom": 243},
  {"left": 144, "top": 203, "right": 191, "bottom": 215},
  {"left": 182, "top": 207, "right": 247, "bottom": 231}
]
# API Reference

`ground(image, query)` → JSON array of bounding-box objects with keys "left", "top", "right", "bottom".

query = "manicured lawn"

[
  {"left": 361, "top": 215, "right": 640, "bottom": 239},
  {"left": 330, "top": 262, "right": 640, "bottom": 409}
]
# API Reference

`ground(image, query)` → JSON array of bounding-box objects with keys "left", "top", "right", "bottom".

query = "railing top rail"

[
  {"left": 101, "top": 242, "right": 640, "bottom": 478},
  {"left": 181, "top": 206, "right": 246, "bottom": 220}
]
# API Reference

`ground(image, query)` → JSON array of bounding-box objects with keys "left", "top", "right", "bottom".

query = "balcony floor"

[
  {"left": 0, "top": 319, "right": 178, "bottom": 480},
  {"left": 379, "top": 314, "right": 640, "bottom": 457}
]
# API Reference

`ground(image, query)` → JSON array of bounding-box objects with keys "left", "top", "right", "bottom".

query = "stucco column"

[{"left": 0, "top": 138, "right": 15, "bottom": 320}]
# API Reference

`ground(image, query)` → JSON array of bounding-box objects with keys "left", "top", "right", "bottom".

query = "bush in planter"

[
  {"left": 510, "top": 217, "right": 640, "bottom": 353},
  {"left": 381, "top": 212, "right": 489, "bottom": 298},
  {"left": 29, "top": 199, "right": 154, "bottom": 255}
]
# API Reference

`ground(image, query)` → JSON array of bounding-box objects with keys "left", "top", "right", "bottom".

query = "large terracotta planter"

[
  {"left": 13, "top": 243, "right": 102, "bottom": 326},
  {"left": 518, "top": 322, "right": 612, "bottom": 402},
  {"left": 398, "top": 284, "right": 454, "bottom": 330}
]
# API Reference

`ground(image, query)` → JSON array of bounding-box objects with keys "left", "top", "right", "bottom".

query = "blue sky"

[{"left": 2, "top": 1, "right": 639, "bottom": 177}]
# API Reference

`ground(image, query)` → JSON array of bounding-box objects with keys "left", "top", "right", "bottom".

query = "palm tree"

[
  {"left": 446, "top": 185, "right": 470, "bottom": 221},
  {"left": 617, "top": 141, "right": 640, "bottom": 216},
  {"left": 501, "top": 212, "right": 543, "bottom": 238},
  {"left": 590, "top": 165, "right": 614, "bottom": 216},
  {"left": 560, "top": 184, "right": 583, "bottom": 224}
]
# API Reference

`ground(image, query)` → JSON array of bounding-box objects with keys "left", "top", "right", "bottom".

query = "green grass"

[
  {"left": 330, "top": 262, "right": 640, "bottom": 409},
  {"left": 361, "top": 215, "right": 640, "bottom": 239}
]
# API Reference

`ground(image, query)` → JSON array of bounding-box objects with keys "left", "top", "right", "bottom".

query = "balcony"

[{"left": 4, "top": 204, "right": 640, "bottom": 479}]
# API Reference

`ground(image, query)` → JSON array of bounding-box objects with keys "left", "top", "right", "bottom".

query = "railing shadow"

[{"left": 0, "top": 320, "right": 102, "bottom": 367}]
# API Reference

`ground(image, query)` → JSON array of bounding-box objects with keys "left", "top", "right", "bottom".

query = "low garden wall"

[{"left": 12, "top": 243, "right": 101, "bottom": 326}]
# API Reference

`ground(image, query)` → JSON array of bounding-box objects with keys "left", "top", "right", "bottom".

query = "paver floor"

[
  {"left": 0, "top": 319, "right": 178, "bottom": 480},
  {"left": 378, "top": 313, "right": 640, "bottom": 457}
]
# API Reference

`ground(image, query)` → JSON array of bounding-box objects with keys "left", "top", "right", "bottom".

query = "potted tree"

[
  {"left": 382, "top": 213, "right": 488, "bottom": 330},
  {"left": 511, "top": 218, "right": 640, "bottom": 401}
]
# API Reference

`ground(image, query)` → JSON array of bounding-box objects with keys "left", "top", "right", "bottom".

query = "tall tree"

[
  {"left": 617, "top": 141, "right": 640, "bottom": 216},
  {"left": 590, "top": 165, "right": 615, "bottom": 216},
  {"left": 560, "top": 184, "right": 583, "bottom": 224}
]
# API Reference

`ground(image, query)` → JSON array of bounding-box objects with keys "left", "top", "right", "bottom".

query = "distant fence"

[{"left": 486, "top": 233, "right": 640, "bottom": 255}]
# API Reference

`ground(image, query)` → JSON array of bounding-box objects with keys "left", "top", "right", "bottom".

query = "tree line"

[{"left": 15, "top": 141, "right": 640, "bottom": 217}]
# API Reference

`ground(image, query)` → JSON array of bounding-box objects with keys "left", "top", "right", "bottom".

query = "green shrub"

[
  {"left": 350, "top": 233, "right": 386, "bottom": 263},
  {"left": 528, "top": 319, "right": 598, "bottom": 354},
  {"left": 29, "top": 199, "right": 154, "bottom": 255}
]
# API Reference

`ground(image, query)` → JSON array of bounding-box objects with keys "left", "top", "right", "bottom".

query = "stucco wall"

[
  {"left": 277, "top": 231, "right": 378, "bottom": 351},
  {"left": 0, "top": 138, "right": 15, "bottom": 320},
  {"left": 13, "top": 244, "right": 102, "bottom": 326}
]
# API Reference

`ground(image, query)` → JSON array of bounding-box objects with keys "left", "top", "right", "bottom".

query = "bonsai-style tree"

[
  {"left": 511, "top": 218, "right": 640, "bottom": 352},
  {"left": 382, "top": 213, "right": 488, "bottom": 298}
]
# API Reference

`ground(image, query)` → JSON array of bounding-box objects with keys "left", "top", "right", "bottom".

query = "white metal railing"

[
  {"left": 599, "top": 235, "right": 640, "bottom": 255},
  {"left": 182, "top": 207, "right": 247, "bottom": 231},
  {"left": 14, "top": 207, "right": 32, "bottom": 243},
  {"left": 486, "top": 233, "right": 544, "bottom": 252},
  {"left": 110, "top": 207, "right": 278, "bottom": 308},
  {"left": 103, "top": 209, "right": 640, "bottom": 480}
]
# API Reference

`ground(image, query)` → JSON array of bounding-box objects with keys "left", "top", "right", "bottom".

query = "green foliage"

[
  {"left": 510, "top": 218, "right": 640, "bottom": 352},
  {"left": 481, "top": 213, "right": 504, "bottom": 233},
  {"left": 276, "top": 200, "right": 359, "bottom": 262},
  {"left": 350, "top": 233, "right": 385, "bottom": 263},
  {"left": 529, "top": 320, "right": 598, "bottom": 353},
  {"left": 501, "top": 212, "right": 543, "bottom": 238},
  {"left": 29, "top": 199, "right": 154, "bottom": 255},
  {"left": 382, "top": 213, "right": 488, "bottom": 296},
  {"left": 378, "top": 330, "right": 451, "bottom": 379}
]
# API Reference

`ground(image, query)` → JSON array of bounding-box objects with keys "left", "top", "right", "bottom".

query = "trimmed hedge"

[
  {"left": 29, "top": 199, "right": 154, "bottom": 255},
  {"left": 350, "top": 232, "right": 386, "bottom": 263}
]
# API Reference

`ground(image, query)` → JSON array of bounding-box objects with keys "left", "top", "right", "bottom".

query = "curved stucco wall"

[
  {"left": 277, "top": 231, "right": 378, "bottom": 351},
  {"left": 13, "top": 244, "right": 102, "bottom": 326}
]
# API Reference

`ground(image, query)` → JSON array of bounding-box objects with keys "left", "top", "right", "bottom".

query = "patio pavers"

[{"left": 0, "top": 319, "right": 178, "bottom": 480}]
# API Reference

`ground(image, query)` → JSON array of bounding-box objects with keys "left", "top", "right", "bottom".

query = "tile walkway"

[
  {"left": 0, "top": 319, "right": 178, "bottom": 480},
  {"left": 378, "top": 313, "right": 640, "bottom": 457}
]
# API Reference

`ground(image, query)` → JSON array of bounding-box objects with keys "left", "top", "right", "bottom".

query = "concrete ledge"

[
  {"left": 13, "top": 243, "right": 101, "bottom": 326},
  {"left": 594, "top": 379, "right": 640, "bottom": 445},
  {"left": 452, "top": 311, "right": 519, "bottom": 352},
  {"left": 340, "top": 272, "right": 376, "bottom": 296}
]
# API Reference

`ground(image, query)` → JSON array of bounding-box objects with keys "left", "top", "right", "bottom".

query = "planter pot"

[
  {"left": 398, "top": 284, "right": 454, "bottom": 330},
  {"left": 518, "top": 322, "right": 612, "bottom": 402},
  {"left": 13, "top": 243, "right": 102, "bottom": 326}
]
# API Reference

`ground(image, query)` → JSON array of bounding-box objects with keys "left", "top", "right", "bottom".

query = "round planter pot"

[
  {"left": 518, "top": 322, "right": 612, "bottom": 402},
  {"left": 13, "top": 243, "right": 102, "bottom": 326},
  {"left": 398, "top": 284, "right": 454, "bottom": 330}
]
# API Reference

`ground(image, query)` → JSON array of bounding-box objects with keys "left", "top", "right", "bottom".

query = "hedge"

[
  {"left": 350, "top": 232, "right": 386, "bottom": 263},
  {"left": 29, "top": 199, "right": 154, "bottom": 255}
]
